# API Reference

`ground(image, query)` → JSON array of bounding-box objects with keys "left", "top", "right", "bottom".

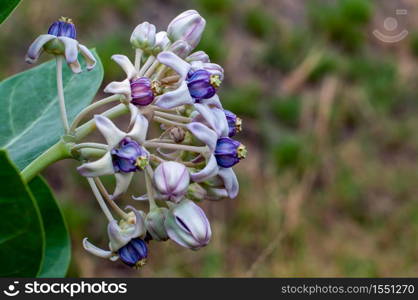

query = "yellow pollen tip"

[
  {"left": 151, "top": 80, "right": 163, "bottom": 96},
  {"left": 237, "top": 144, "right": 247, "bottom": 159},
  {"left": 210, "top": 75, "right": 222, "bottom": 88},
  {"left": 236, "top": 117, "right": 243, "bottom": 132},
  {"left": 135, "top": 155, "right": 149, "bottom": 170},
  {"left": 59, "top": 16, "right": 73, "bottom": 24},
  {"left": 134, "top": 258, "right": 147, "bottom": 269}
]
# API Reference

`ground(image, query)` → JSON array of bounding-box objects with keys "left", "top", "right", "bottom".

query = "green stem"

[
  {"left": 56, "top": 56, "right": 70, "bottom": 133},
  {"left": 145, "top": 166, "right": 157, "bottom": 210},
  {"left": 20, "top": 104, "right": 129, "bottom": 182},
  {"left": 21, "top": 140, "right": 71, "bottom": 183},
  {"left": 144, "top": 141, "right": 207, "bottom": 153},
  {"left": 154, "top": 111, "right": 191, "bottom": 123},
  {"left": 69, "top": 94, "right": 122, "bottom": 133},
  {"left": 75, "top": 103, "right": 129, "bottom": 141}
]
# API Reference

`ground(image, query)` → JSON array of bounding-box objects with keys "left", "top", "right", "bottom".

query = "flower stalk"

[{"left": 56, "top": 56, "right": 70, "bottom": 133}]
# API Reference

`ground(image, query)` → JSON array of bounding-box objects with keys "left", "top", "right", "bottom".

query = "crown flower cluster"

[{"left": 25, "top": 10, "right": 246, "bottom": 269}]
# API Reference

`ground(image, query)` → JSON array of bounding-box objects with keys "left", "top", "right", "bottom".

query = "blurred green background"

[{"left": 1, "top": 0, "right": 418, "bottom": 277}]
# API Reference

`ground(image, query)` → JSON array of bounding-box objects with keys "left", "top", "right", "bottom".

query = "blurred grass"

[{"left": 1, "top": 0, "right": 418, "bottom": 277}]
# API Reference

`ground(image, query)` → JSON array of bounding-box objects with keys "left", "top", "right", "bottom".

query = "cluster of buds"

[{"left": 26, "top": 11, "right": 246, "bottom": 269}]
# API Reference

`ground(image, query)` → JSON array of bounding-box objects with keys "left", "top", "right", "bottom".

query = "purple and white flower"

[
  {"left": 154, "top": 51, "right": 224, "bottom": 109},
  {"left": 26, "top": 17, "right": 96, "bottom": 73},
  {"left": 83, "top": 207, "right": 148, "bottom": 268},
  {"left": 104, "top": 55, "right": 157, "bottom": 105},
  {"left": 77, "top": 105, "right": 149, "bottom": 199},
  {"left": 187, "top": 104, "right": 246, "bottom": 198}
]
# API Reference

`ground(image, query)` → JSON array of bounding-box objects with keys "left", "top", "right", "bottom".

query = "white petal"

[
  {"left": 157, "top": 51, "right": 191, "bottom": 80},
  {"left": 128, "top": 104, "right": 139, "bottom": 127},
  {"left": 58, "top": 36, "right": 79, "bottom": 63},
  {"left": 190, "top": 155, "right": 219, "bottom": 182},
  {"left": 187, "top": 122, "right": 218, "bottom": 151},
  {"left": 206, "top": 188, "right": 229, "bottom": 200},
  {"left": 154, "top": 81, "right": 194, "bottom": 109},
  {"left": 132, "top": 194, "right": 148, "bottom": 201},
  {"left": 111, "top": 172, "right": 134, "bottom": 200},
  {"left": 68, "top": 60, "right": 82, "bottom": 74},
  {"left": 83, "top": 238, "right": 113, "bottom": 259},
  {"left": 104, "top": 79, "right": 132, "bottom": 100},
  {"left": 25, "top": 34, "right": 56, "bottom": 64},
  {"left": 218, "top": 167, "right": 239, "bottom": 199},
  {"left": 78, "top": 44, "right": 97, "bottom": 70},
  {"left": 77, "top": 152, "right": 114, "bottom": 177},
  {"left": 108, "top": 220, "right": 132, "bottom": 251},
  {"left": 125, "top": 206, "right": 146, "bottom": 238},
  {"left": 127, "top": 109, "right": 149, "bottom": 144},
  {"left": 94, "top": 115, "right": 126, "bottom": 148},
  {"left": 111, "top": 54, "right": 137, "bottom": 80},
  {"left": 201, "top": 94, "right": 222, "bottom": 109},
  {"left": 211, "top": 107, "right": 229, "bottom": 137},
  {"left": 194, "top": 103, "right": 217, "bottom": 132},
  {"left": 155, "top": 31, "right": 170, "bottom": 51}
]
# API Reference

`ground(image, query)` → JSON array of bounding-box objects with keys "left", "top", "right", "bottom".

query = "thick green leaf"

[
  {"left": 0, "top": 150, "right": 44, "bottom": 277},
  {"left": 29, "top": 176, "right": 71, "bottom": 278},
  {"left": 0, "top": 0, "right": 20, "bottom": 25},
  {"left": 0, "top": 50, "right": 103, "bottom": 170}
]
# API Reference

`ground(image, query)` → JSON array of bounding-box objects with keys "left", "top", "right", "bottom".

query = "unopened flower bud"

[
  {"left": 152, "top": 31, "right": 171, "bottom": 55},
  {"left": 169, "top": 126, "right": 185, "bottom": 143},
  {"left": 164, "top": 199, "right": 211, "bottom": 250},
  {"left": 186, "top": 51, "right": 210, "bottom": 63},
  {"left": 145, "top": 208, "right": 169, "bottom": 241},
  {"left": 214, "top": 137, "right": 247, "bottom": 168},
  {"left": 131, "top": 22, "right": 156, "bottom": 52},
  {"left": 186, "top": 183, "right": 207, "bottom": 202},
  {"left": 153, "top": 162, "right": 190, "bottom": 202},
  {"left": 167, "top": 10, "right": 206, "bottom": 49},
  {"left": 167, "top": 40, "right": 192, "bottom": 58}
]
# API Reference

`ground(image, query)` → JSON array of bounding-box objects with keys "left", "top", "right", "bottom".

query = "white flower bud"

[
  {"left": 167, "top": 40, "right": 192, "bottom": 58},
  {"left": 145, "top": 208, "right": 169, "bottom": 241},
  {"left": 152, "top": 31, "right": 171, "bottom": 54},
  {"left": 164, "top": 199, "right": 211, "bottom": 250},
  {"left": 153, "top": 162, "right": 190, "bottom": 203},
  {"left": 186, "top": 51, "right": 210, "bottom": 63},
  {"left": 167, "top": 10, "right": 206, "bottom": 50},
  {"left": 130, "top": 22, "right": 156, "bottom": 52}
]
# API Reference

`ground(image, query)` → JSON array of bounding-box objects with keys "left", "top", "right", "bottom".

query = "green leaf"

[
  {"left": 0, "top": 0, "right": 21, "bottom": 25},
  {"left": 0, "top": 150, "right": 44, "bottom": 277},
  {"left": 29, "top": 176, "right": 71, "bottom": 278},
  {"left": 0, "top": 50, "right": 103, "bottom": 170}
]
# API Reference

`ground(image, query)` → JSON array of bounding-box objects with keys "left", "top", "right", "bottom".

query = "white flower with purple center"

[
  {"left": 25, "top": 17, "right": 96, "bottom": 73},
  {"left": 154, "top": 51, "right": 224, "bottom": 109},
  {"left": 103, "top": 55, "right": 158, "bottom": 106},
  {"left": 187, "top": 104, "right": 247, "bottom": 198},
  {"left": 77, "top": 105, "right": 149, "bottom": 199},
  {"left": 83, "top": 207, "right": 149, "bottom": 268}
]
